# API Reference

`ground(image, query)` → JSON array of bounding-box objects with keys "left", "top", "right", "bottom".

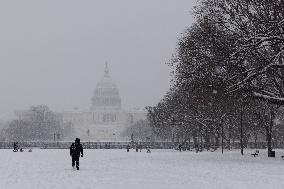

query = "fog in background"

[{"left": 0, "top": 0, "right": 196, "bottom": 119}]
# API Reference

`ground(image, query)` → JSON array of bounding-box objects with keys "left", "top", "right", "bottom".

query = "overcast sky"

[{"left": 0, "top": 0, "right": 196, "bottom": 119}]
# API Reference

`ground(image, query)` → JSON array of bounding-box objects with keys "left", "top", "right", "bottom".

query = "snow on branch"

[
  {"left": 253, "top": 92, "right": 284, "bottom": 105},
  {"left": 228, "top": 47, "right": 284, "bottom": 92},
  {"left": 278, "top": 19, "right": 284, "bottom": 26}
]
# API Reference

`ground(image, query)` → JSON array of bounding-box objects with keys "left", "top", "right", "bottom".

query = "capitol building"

[{"left": 59, "top": 63, "right": 147, "bottom": 141}]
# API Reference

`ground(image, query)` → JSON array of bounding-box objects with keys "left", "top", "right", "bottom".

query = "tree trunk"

[
  {"left": 240, "top": 104, "right": 244, "bottom": 156},
  {"left": 267, "top": 109, "right": 274, "bottom": 157},
  {"left": 199, "top": 128, "right": 203, "bottom": 152},
  {"left": 214, "top": 134, "right": 220, "bottom": 150},
  {"left": 254, "top": 133, "right": 258, "bottom": 149},
  {"left": 204, "top": 130, "right": 210, "bottom": 151},
  {"left": 188, "top": 136, "right": 191, "bottom": 151},
  {"left": 221, "top": 123, "right": 224, "bottom": 154},
  {"left": 171, "top": 130, "right": 175, "bottom": 143},
  {"left": 193, "top": 130, "right": 198, "bottom": 152},
  {"left": 227, "top": 125, "right": 231, "bottom": 150}
]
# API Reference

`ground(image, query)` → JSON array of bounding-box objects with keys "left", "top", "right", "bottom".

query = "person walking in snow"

[
  {"left": 135, "top": 144, "right": 139, "bottom": 152},
  {"left": 13, "top": 142, "right": 19, "bottom": 152},
  {"left": 70, "top": 138, "right": 83, "bottom": 170},
  {"left": 178, "top": 143, "right": 182, "bottom": 152},
  {"left": 139, "top": 144, "right": 142, "bottom": 152},
  {"left": 146, "top": 145, "right": 151, "bottom": 153}
]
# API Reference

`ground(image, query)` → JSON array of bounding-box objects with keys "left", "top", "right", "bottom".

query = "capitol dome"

[{"left": 91, "top": 63, "right": 122, "bottom": 111}]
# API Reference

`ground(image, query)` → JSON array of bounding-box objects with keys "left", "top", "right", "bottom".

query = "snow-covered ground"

[{"left": 1, "top": 149, "right": 284, "bottom": 189}]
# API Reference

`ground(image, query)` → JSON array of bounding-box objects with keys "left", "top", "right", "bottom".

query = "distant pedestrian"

[
  {"left": 126, "top": 144, "right": 130, "bottom": 152},
  {"left": 178, "top": 144, "right": 182, "bottom": 152},
  {"left": 146, "top": 146, "right": 151, "bottom": 153},
  {"left": 13, "top": 142, "right": 19, "bottom": 152},
  {"left": 139, "top": 144, "right": 142, "bottom": 152},
  {"left": 70, "top": 138, "right": 83, "bottom": 170}
]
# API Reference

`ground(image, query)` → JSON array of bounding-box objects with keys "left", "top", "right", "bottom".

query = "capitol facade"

[{"left": 60, "top": 63, "right": 147, "bottom": 141}]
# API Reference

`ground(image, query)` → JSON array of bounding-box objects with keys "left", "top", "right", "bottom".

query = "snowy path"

[{"left": 1, "top": 149, "right": 284, "bottom": 189}]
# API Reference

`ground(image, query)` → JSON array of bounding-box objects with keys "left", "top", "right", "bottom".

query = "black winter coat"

[{"left": 70, "top": 143, "right": 83, "bottom": 157}]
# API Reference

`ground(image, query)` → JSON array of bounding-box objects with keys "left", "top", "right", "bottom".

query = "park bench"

[
  {"left": 251, "top": 153, "right": 258, "bottom": 157},
  {"left": 251, "top": 150, "right": 259, "bottom": 157}
]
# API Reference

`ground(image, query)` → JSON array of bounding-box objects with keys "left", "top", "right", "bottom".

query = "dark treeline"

[{"left": 146, "top": 0, "right": 284, "bottom": 156}]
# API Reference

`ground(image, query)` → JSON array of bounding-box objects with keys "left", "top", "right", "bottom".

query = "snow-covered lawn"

[{"left": 1, "top": 149, "right": 284, "bottom": 189}]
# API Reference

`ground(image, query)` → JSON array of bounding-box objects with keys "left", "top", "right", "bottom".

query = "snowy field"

[{"left": 1, "top": 149, "right": 284, "bottom": 189}]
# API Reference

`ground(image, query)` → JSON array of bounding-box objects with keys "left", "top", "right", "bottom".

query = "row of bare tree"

[{"left": 0, "top": 105, "right": 73, "bottom": 141}]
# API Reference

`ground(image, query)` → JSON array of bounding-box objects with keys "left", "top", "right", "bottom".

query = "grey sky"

[{"left": 0, "top": 0, "right": 196, "bottom": 119}]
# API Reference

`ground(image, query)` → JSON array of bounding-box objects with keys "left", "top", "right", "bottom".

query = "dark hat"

[{"left": 75, "top": 138, "right": 80, "bottom": 143}]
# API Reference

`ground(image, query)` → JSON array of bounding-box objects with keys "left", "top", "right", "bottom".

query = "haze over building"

[{"left": 60, "top": 63, "right": 147, "bottom": 141}]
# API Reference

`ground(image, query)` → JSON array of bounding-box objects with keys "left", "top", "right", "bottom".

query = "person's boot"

[
  {"left": 72, "top": 161, "right": 75, "bottom": 170},
  {"left": 76, "top": 162, "right": 79, "bottom": 170}
]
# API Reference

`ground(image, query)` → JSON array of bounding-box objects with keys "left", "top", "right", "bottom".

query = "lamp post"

[
  {"left": 211, "top": 88, "right": 225, "bottom": 154},
  {"left": 87, "top": 129, "right": 90, "bottom": 149},
  {"left": 253, "top": 122, "right": 257, "bottom": 149}
]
